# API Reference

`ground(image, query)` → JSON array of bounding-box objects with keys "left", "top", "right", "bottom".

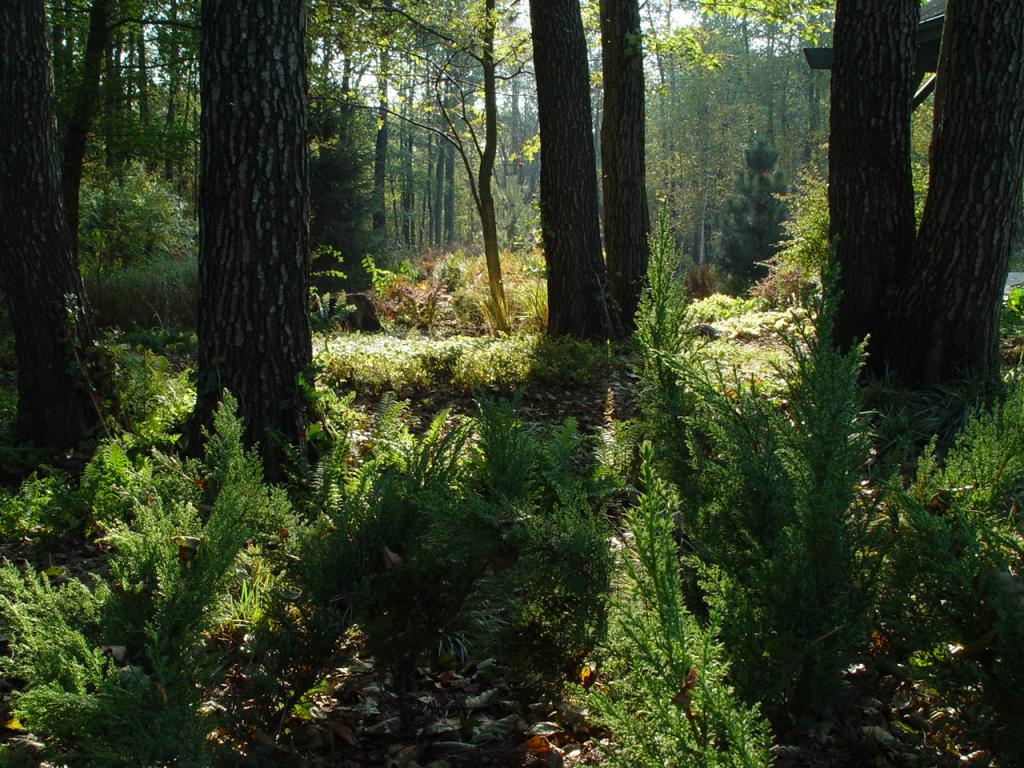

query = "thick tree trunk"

[
  {"left": 61, "top": 0, "right": 113, "bottom": 258},
  {"left": 0, "top": 0, "right": 98, "bottom": 450},
  {"left": 888, "top": 0, "right": 1024, "bottom": 386},
  {"left": 529, "top": 0, "right": 614, "bottom": 340},
  {"left": 192, "top": 0, "right": 312, "bottom": 473},
  {"left": 600, "top": 0, "right": 650, "bottom": 335},
  {"left": 828, "top": 0, "right": 917, "bottom": 376}
]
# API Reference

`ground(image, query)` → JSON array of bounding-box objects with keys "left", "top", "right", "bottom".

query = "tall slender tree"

[
  {"left": 191, "top": 0, "right": 312, "bottom": 471},
  {"left": 61, "top": 0, "right": 114, "bottom": 257},
  {"left": 889, "top": 0, "right": 1024, "bottom": 385},
  {"left": 0, "top": 0, "right": 98, "bottom": 450},
  {"left": 828, "top": 0, "right": 917, "bottom": 375},
  {"left": 529, "top": 0, "right": 614, "bottom": 340},
  {"left": 600, "top": 0, "right": 650, "bottom": 335}
]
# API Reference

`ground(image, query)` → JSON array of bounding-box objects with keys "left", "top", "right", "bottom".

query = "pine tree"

[{"left": 719, "top": 139, "right": 788, "bottom": 290}]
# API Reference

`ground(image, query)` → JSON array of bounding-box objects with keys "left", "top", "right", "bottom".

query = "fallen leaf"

[
  {"left": 523, "top": 734, "right": 551, "bottom": 754},
  {"left": 465, "top": 689, "right": 498, "bottom": 709},
  {"left": 366, "top": 716, "right": 401, "bottom": 735},
  {"left": 671, "top": 668, "right": 698, "bottom": 713},
  {"left": 527, "top": 722, "right": 562, "bottom": 736},
  {"left": 471, "top": 714, "right": 519, "bottom": 744}
]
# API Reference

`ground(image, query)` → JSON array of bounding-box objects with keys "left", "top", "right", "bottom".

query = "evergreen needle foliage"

[
  {"left": 635, "top": 211, "right": 702, "bottom": 486},
  {"left": 590, "top": 444, "right": 771, "bottom": 768},
  {"left": 718, "top": 138, "right": 788, "bottom": 291},
  {"left": 889, "top": 377, "right": 1024, "bottom": 762},
  {"left": 682, "top": 264, "right": 876, "bottom": 725},
  {"left": 0, "top": 394, "right": 287, "bottom": 768}
]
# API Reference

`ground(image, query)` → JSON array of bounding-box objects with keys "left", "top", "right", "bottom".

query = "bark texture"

[
  {"left": 529, "top": 0, "right": 614, "bottom": 340},
  {"left": 828, "top": 0, "right": 917, "bottom": 375},
  {"left": 600, "top": 0, "right": 650, "bottom": 335},
  {"left": 0, "top": 0, "right": 98, "bottom": 450},
  {"left": 890, "top": 0, "right": 1024, "bottom": 385},
  {"left": 193, "top": 0, "right": 313, "bottom": 470}
]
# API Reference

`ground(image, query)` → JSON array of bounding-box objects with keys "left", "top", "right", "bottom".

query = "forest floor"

[{"left": 1, "top": 295, "right": 1012, "bottom": 767}]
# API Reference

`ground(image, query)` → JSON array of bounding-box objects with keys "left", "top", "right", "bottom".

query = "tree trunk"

[
  {"left": 432, "top": 133, "right": 445, "bottom": 247},
  {"left": 529, "top": 0, "right": 613, "bottom": 340},
  {"left": 600, "top": 0, "right": 650, "bottom": 335},
  {"left": 888, "top": 0, "right": 1024, "bottom": 386},
  {"left": 61, "top": 0, "right": 113, "bottom": 258},
  {"left": 828, "top": 0, "right": 917, "bottom": 376},
  {"left": 103, "top": 28, "right": 123, "bottom": 169},
  {"left": 192, "top": 0, "right": 312, "bottom": 473},
  {"left": 135, "top": 27, "right": 150, "bottom": 131},
  {"left": 373, "top": 48, "right": 389, "bottom": 234},
  {"left": 444, "top": 139, "right": 455, "bottom": 245},
  {"left": 0, "top": 0, "right": 98, "bottom": 451},
  {"left": 163, "top": 0, "right": 180, "bottom": 182},
  {"left": 478, "top": 0, "right": 510, "bottom": 332},
  {"left": 401, "top": 105, "right": 414, "bottom": 246}
]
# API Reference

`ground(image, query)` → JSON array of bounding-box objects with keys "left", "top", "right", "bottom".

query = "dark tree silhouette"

[
  {"left": 0, "top": 0, "right": 98, "bottom": 450},
  {"left": 829, "top": 0, "right": 917, "bottom": 376},
  {"left": 889, "top": 0, "right": 1024, "bottom": 385},
  {"left": 601, "top": 0, "right": 650, "bottom": 334},
  {"left": 529, "top": 0, "right": 614, "bottom": 340},
  {"left": 191, "top": 0, "right": 313, "bottom": 471}
]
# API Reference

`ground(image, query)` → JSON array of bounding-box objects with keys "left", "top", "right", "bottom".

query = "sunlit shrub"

[{"left": 79, "top": 164, "right": 196, "bottom": 271}]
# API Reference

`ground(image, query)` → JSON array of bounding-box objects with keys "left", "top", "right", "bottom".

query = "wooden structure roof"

[{"left": 804, "top": 1, "right": 947, "bottom": 109}]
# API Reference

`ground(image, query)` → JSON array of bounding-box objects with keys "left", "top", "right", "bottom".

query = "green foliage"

[
  {"left": 689, "top": 293, "right": 766, "bottom": 324},
  {"left": 318, "top": 332, "right": 607, "bottom": 395},
  {"left": 1005, "top": 286, "right": 1024, "bottom": 326},
  {"left": 79, "top": 164, "right": 196, "bottom": 271},
  {"left": 309, "top": 104, "right": 376, "bottom": 277},
  {"left": 888, "top": 378, "right": 1024, "bottom": 762},
  {"left": 589, "top": 445, "right": 771, "bottom": 768},
  {"left": 94, "top": 341, "right": 195, "bottom": 447},
  {"left": 682, "top": 268, "right": 875, "bottom": 725},
  {"left": 771, "top": 170, "right": 830, "bottom": 279},
  {"left": 0, "top": 395, "right": 278, "bottom": 768},
  {"left": 0, "top": 469, "right": 81, "bottom": 537},
  {"left": 635, "top": 213, "right": 701, "bottom": 485},
  {"left": 85, "top": 254, "right": 198, "bottom": 330},
  {"left": 718, "top": 139, "right": 788, "bottom": 290}
]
